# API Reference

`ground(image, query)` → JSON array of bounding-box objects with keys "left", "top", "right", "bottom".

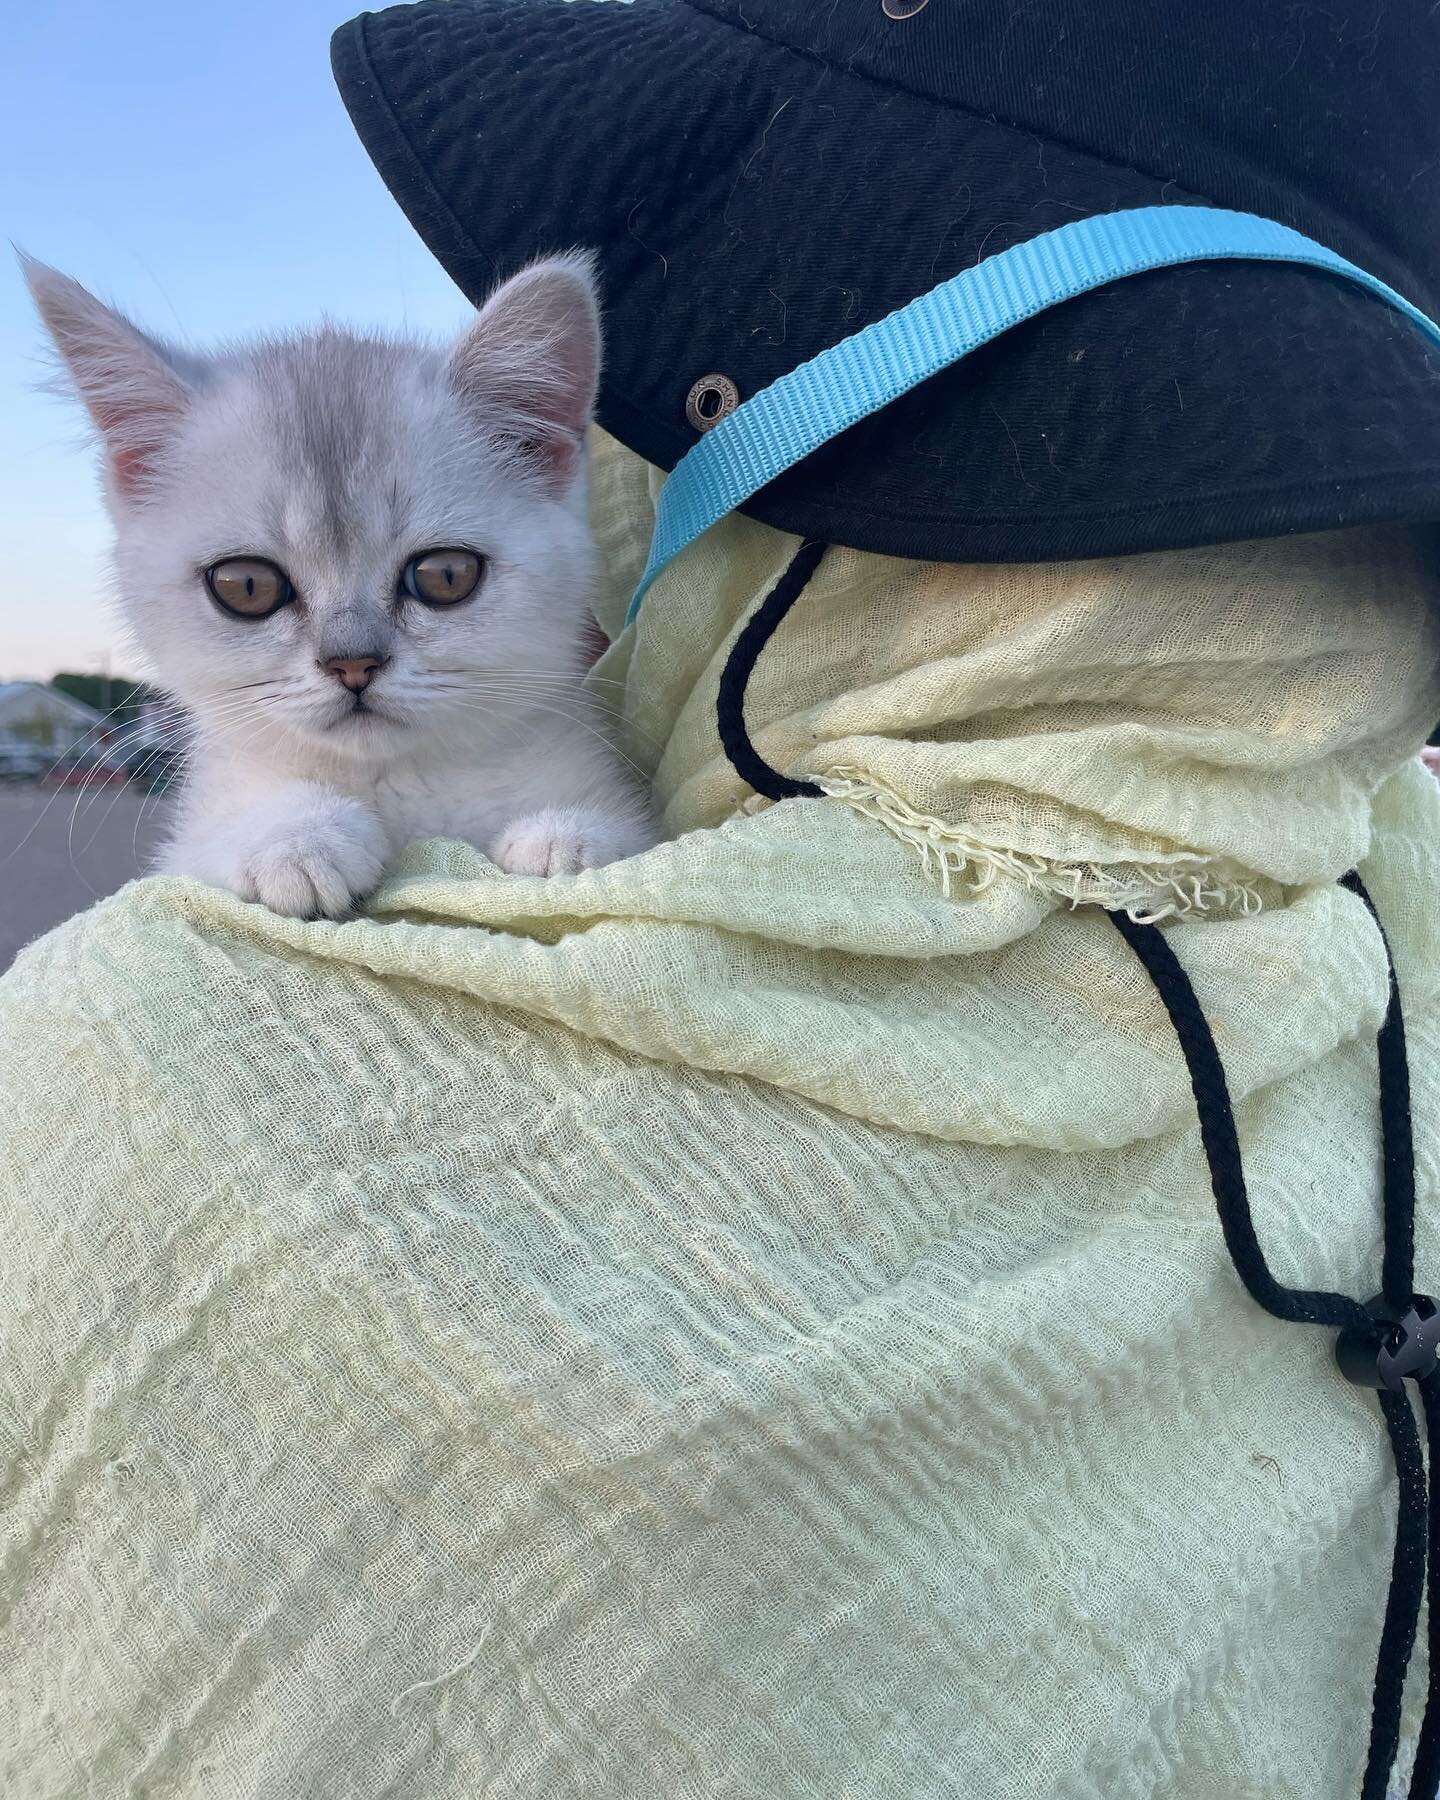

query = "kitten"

[{"left": 23, "top": 252, "right": 655, "bottom": 918}]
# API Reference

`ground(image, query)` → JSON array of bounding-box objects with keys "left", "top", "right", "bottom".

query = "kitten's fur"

[{"left": 24, "top": 253, "right": 654, "bottom": 917}]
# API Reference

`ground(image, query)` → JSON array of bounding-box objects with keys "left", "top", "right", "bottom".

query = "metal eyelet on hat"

[
  {"left": 686, "top": 374, "right": 740, "bottom": 433},
  {"left": 881, "top": 0, "right": 930, "bottom": 17}
]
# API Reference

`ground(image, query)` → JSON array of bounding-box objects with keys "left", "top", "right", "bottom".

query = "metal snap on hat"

[{"left": 684, "top": 373, "right": 739, "bottom": 434}]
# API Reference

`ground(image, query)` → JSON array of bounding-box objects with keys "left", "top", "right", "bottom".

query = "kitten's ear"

[
  {"left": 448, "top": 252, "right": 601, "bottom": 495},
  {"left": 20, "top": 254, "right": 195, "bottom": 500}
]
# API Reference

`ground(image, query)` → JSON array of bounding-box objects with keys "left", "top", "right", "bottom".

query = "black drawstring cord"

[
  {"left": 1415, "top": 1372, "right": 1440, "bottom": 1795},
  {"left": 1340, "top": 872, "right": 1439, "bottom": 1800},
  {"left": 1106, "top": 907, "right": 1372, "bottom": 1334},
  {"left": 1342, "top": 870, "right": 1420, "bottom": 1309},
  {"left": 716, "top": 540, "right": 828, "bottom": 802},
  {"left": 1371, "top": 1386, "right": 1429, "bottom": 1800},
  {"left": 1110, "top": 877, "right": 1437, "bottom": 1799}
]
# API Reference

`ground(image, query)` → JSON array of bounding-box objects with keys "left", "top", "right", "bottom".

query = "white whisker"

[{"left": 431, "top": 694, "right": 652, "bottom": 781}]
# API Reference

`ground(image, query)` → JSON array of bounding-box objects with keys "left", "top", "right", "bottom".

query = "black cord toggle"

[{"left": 1337, "top": 1295, "right": 1440, "bottom": 1392}]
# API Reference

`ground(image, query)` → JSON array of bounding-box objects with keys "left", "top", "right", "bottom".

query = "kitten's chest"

[{"left": 369, "top": 762, "right": 541, "bottom": 851}]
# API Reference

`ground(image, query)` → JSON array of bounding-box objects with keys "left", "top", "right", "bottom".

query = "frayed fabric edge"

[{"left": 738, "top": 768, "right": 1269, "bottom": 923}]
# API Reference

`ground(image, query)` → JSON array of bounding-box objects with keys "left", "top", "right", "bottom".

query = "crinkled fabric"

[{"left": 2, "top": 432, "right": 1439, "bottom": 1799}]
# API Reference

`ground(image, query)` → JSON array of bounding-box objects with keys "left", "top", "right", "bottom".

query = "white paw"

[
  {"left": 239, "top": 828, "right": 385, "bottom": 919},
  {"left": 490, "top": 808, "right": 631, "bottom": 877},
  {"left": 171, "top": 794, "right": 388, "bottom": 919}
]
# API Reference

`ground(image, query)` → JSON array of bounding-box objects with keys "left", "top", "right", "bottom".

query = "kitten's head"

[{"left": 23, "top": 252, "right": 603, "bottom": 766}]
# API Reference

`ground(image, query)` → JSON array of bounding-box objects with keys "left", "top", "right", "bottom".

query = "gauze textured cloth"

[{"left": 3, "top": 430, "right": 1440, "bottom": 1800}]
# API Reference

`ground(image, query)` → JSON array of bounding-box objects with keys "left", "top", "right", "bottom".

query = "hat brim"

[{"left": 333, "top": 0, "right": 1440, "bottom": 564}]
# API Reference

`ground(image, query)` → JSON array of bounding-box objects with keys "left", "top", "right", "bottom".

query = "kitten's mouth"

[{"left": 330, "top": 695, "right": 395, "bottom": 728}]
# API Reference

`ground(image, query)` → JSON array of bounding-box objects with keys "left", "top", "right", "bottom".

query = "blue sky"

[{"left": 2, "top": 1, "right": 473, "bottom": 680}]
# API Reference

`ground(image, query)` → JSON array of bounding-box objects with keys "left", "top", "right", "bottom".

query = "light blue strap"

[{"left": 626, "top": 203, "right": 1440, "bottom": 625}]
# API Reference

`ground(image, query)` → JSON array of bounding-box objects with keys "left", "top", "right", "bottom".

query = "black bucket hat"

[{"left": 331, "top": 0, "right": 1440, "bottom": 566}]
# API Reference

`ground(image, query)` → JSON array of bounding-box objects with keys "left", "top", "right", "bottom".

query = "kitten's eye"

[
  {"left": 205, "top": 557, "right": 293, "bottom": 619},
  {"left": 401, "top": 549, "right": 483, "bottom": 606}
]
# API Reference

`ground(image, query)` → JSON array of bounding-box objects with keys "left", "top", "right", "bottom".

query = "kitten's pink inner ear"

[
  {"left": 92, "top": 395, "right": 181, "bottom": 496},
  {"left": 449, "top": 256, "right": 602, "bottom": 495},
  {"left": 21, "top": 258, "right": 191, "bottom": 500}
]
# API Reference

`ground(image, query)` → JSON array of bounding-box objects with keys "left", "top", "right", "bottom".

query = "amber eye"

[
  {"left": 401, "top": 549, "right": 483, "bottom": 606},
  {"left": 205, "top": 557, "right": 294, "bottom": 619}
]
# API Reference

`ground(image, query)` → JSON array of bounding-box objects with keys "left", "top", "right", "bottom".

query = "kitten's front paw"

[
  {"left": 241, "top": 829, "right": 385, "bottom": 920},
  {"left": 171, "top": 794, "right": 388, "bottom": 919},
  {"left": 490, "top": 807, "right": 636, "bottom": 877}
]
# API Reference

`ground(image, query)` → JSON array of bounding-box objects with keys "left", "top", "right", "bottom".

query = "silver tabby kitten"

[{"left": 24, "top": 252, "right": 655, "bottom": 917}]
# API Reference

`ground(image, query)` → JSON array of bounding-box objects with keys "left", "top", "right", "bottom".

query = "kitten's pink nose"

[{"left": 321, "top": 653, "right": 387, "bottom": 692}]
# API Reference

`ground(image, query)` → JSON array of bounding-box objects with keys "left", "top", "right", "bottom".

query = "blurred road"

[{"left": 0, "top": 783, "right": 171, "bottom": 970}]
